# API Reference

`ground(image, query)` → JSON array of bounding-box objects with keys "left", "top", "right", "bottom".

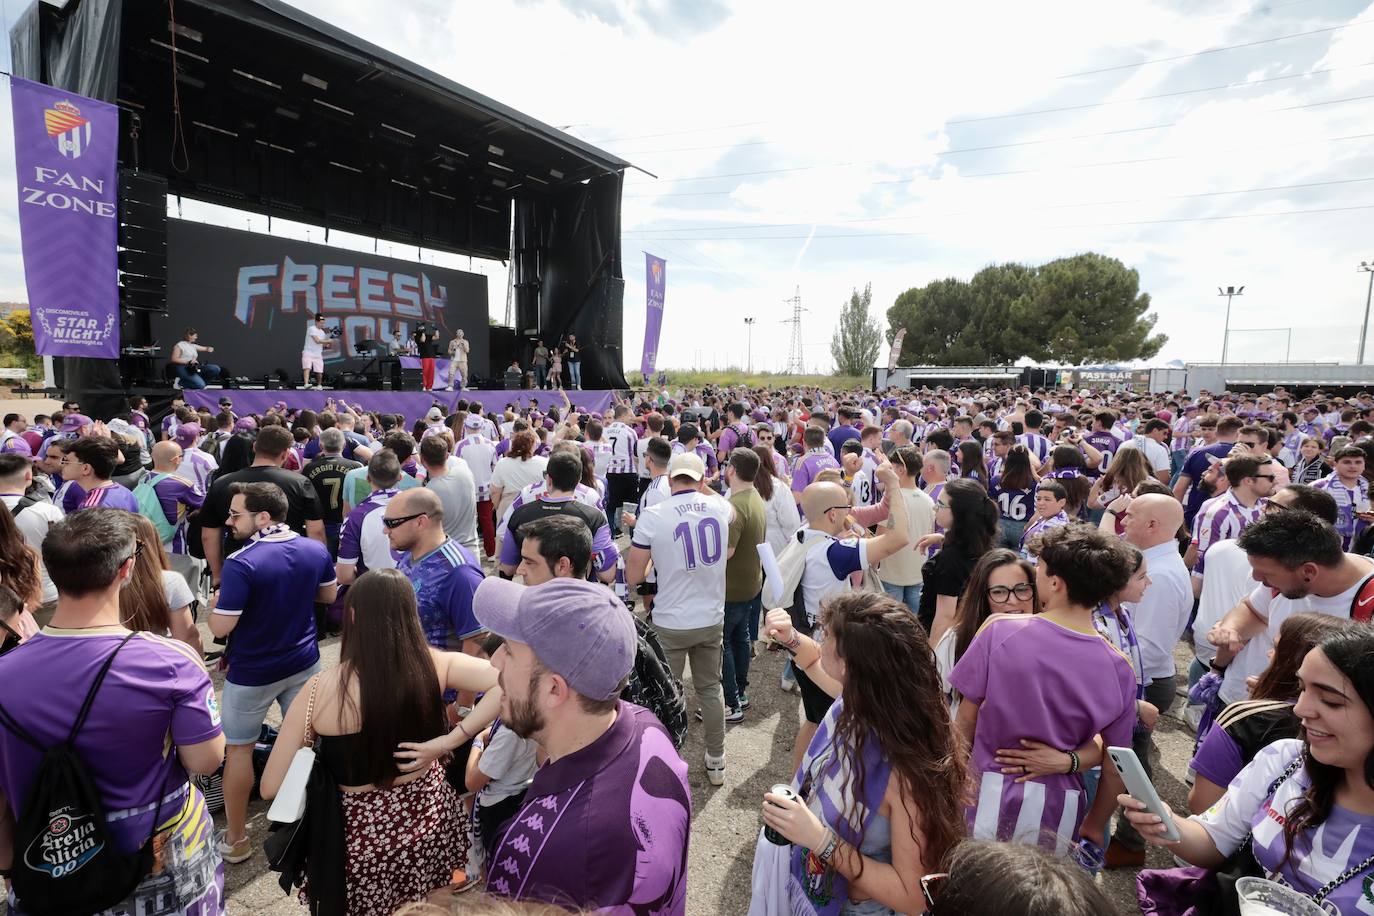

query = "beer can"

[{"left": 763, "top": 784, "right": 798, "bottom": 845}]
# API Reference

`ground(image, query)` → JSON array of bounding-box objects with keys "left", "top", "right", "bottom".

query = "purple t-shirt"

[
  {"left": 791, "top": 448, "right": 840, "bottom": 495},
  {"left": 150, "top": 473, "right": 205, "bottom": 554},
  {"left": 216, "top": 529, "right": 335, "bottom": 686},
  {"left": 0, "top": 628, "right": 222, "bottom": 854},
  {"left": 77, "top": 482, "right": 139, "bottom": 513},
  {"left": 486, "top": 703, "right": 690, "bottom": 914},
  {"left": 826, "top": 424, "right": 861, "bottom": 458},
  {"left": 397, "top": 538, "right": 484, "bottom": 649},
  {"left": 949, "top": 614, "right": 1136, "bottom": 850}
]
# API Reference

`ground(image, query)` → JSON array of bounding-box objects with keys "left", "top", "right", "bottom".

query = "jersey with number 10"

[{"left": 631, "top": 489, "right": 734, "bottom": 630}]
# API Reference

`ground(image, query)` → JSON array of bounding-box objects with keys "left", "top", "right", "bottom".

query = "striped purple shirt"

[{"left": 1190, "top": 491, "right": 1261, "bottom": 577}]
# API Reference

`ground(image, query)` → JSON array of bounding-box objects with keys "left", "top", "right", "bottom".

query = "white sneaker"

[
  {"left": 704, "top": 753, "right": 725, "bottom": 787},
  {"left": 780, "top": 672, "right": 797, "bottom": 693}
]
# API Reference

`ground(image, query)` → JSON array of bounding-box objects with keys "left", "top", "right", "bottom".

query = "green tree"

[
  {"left": 830, "top": 283, "right": 883, "bottom": 376},
  {"left": 887, "top": 253, "right": 1166, "bottom": 366},
  {"left": 2, "top": 311, "right": 34, "bottom": 352},
  {"left": 887, "top": 278, "right": 991, "bottom": 365},
  {"left": 1006, "top": 253, "right": 1166, "bottom": 364}
]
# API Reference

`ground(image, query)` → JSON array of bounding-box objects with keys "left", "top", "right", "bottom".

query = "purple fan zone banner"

[
  {"left": 184, "top": 388, "right": 617, "bottom": 419},
  {"left": 641, "top": 253, "right": 666, "bottom": 378},
  {"left": 10, "top": 77, "right": 120, "bottom": 358}
]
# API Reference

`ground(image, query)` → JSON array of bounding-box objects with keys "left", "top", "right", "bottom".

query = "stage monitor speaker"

[
  {"left": 118, "top": 170, "right": 168, "bottom": 312},
  {"left": 399, "top": 368, "right": 422, "bottom": 391}
]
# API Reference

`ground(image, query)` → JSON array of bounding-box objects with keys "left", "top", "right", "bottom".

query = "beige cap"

[{"left": 667, "top": 451, "right": 705, "bottom": 481}]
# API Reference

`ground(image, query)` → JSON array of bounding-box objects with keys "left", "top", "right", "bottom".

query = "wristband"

[
  {"left": 1066, "top": 750, "right": 1080, "bottom": 775},
  {"left": 817, "top": 828, "right": 839, "bottom": 865},
  {"left": 784, "top": 633, "right": 802, "bottom": 652}
]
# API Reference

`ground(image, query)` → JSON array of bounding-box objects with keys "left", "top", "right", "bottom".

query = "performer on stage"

[
  {"left": 387, "top": 327, "right": 411, "bottom": 357},
  {"left": 171, "top": 327, "right": 221, "bottom": 389},
  {"left": 447, "top": 329, "right": 470, "bottom": 391},
  {"left": 532, "top": 338, "right": 550, "bottom": 390},
  {"left": 563, "top": 333, "right": 582, "bottom": 390},
  {"left": 415, "top": 324, "right": 440, "bottom": 390},
  {"left": 302, "top": 313, "right": 331, "bottom": 389}
]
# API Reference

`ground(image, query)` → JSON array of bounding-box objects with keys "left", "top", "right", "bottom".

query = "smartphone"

[{"left": 1107, "top": 746, "right": 1180, "bottom": 842}]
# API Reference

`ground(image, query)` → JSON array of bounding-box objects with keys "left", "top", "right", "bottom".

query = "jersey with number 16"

[{"left": 631, "top": 488, "right": 735, "bottom": 630}]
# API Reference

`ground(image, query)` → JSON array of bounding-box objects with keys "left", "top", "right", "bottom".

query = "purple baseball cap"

[
  {"left": 60, "top": 413, "right": 92, "bottom": 434},
  {"left": 273, "top": 400, "right": 288, "bottom": 412},
  {"left": 0, "top": 437, "right": 33, "bottom": 459},
  {"left": 173, "top": 423, "right": 202, "bottom": 447},
  {"left": 233, "top": 417, "right": 258, "bottom": 432},
  {"left": 474, "top": 577, "right": 634, "bottom": 701}
]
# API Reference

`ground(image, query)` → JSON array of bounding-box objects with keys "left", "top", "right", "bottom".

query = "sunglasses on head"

[{"left": 0, "top": 617, "right": 23, "bottom": 658}]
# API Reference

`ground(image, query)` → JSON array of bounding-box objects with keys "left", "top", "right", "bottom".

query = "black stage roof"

[{"left": 113, "top": 0, "right": 633, "bottom": 259}]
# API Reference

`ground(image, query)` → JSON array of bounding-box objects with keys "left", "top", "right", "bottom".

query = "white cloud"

[{"left": 2, "top": 0, "right": 1373, "bottom": 373}]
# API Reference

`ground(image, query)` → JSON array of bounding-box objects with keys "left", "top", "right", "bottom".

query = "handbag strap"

[{"left": 302, "top": 674, "right": 320, "bottom": 747}]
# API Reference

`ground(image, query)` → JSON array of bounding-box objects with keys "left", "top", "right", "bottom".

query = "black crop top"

[{"left": 315, "top": 732, "right": 383, "bottom": 786}]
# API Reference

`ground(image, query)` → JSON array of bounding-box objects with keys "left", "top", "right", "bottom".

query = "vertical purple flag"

[
  {"left": 642, "top": 253, "right": 666, "bottom": 378},
  {"left": 10, "top": 77, "right": 121, "bottom": 359}
]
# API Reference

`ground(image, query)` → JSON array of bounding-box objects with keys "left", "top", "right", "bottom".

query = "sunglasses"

[
  {"left": 0, "top": 618, "right": 22, "bottom": 658},
  {"left": 920, "top": 872, "right": 948, "bottom": 909},
  {"left": 120, "top": 540, "right": 145, "bottom": 568},
  {"left": 382, "top": 512, "right": 428, "bottom": 529}
]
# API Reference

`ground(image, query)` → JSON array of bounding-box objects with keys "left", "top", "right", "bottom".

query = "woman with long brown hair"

[
  {"left": 118, "top": 514, "right": 201, "bottom": 654},
  {"left": 1087, "top": 444, "right": 1150, "bottom": 515},
  {"left": 1130, "top": 623, "right": 1374, "bottom": 914},
  {"left": 751, "top": 593, "right": 968, "bottom": 916},
  {"left": 1186, "top": 612, "right": 1354, "bottom": 813},
  {"left": 0, "top": 500, "right": 42, "bottom": 614},
  {"left": 261, "top": 569, "right": 503, "bottom": 915},
  {"left": 934, "top": 549, "right": 1037, "bottom": 717}
]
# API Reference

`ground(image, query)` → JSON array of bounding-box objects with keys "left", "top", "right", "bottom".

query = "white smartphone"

[{"left": 1107, "top": 746, "right": 1181, "bottom": 842}]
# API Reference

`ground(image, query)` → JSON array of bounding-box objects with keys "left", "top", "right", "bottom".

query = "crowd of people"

[{"left": 0, "top": 381, "right": 1370, "bottom": 915}]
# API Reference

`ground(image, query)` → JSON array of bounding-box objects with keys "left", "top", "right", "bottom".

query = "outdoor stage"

[{"left": 184, "top": 388, "right": 618, "bottom": 417}]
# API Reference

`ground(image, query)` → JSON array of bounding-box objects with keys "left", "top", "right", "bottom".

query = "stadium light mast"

[
  {"left": 743, "top": 317, "right": 756, "bottom": 373},
  {"left": 1218, "top": 285, "right": 1244, "bottom": 364},
  {"left": 1358, "top": 262, "right": 1374, "bottom": 365}
]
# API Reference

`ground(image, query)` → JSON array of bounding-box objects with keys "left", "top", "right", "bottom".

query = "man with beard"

[{"left": 473, "top": 576, "right": 691, "bottom": 914}]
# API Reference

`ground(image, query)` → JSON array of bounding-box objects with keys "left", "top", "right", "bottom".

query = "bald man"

[
  {"left": 146, "top": 441, "right": 205, "bottom": 576},
  {"left": 786, "top": 465, "right": 906, "bottom": 768},
  {"left": 385, "top": 487, "right": 486, "bottom": 654},
  {"left": 1107, "top": 491, "right": 1194, "bottom": 867}
]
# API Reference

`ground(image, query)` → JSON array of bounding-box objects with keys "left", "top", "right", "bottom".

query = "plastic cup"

[{"left": 1235, "top": 877, "right": 1326, "bottom": 916}]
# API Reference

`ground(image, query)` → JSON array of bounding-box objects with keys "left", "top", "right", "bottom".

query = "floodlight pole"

[
  {"left": 743, "top": 317, "right": 756, "bottom": 373},
  {"left": 1218, "top": 285, "right": 1243, "bottom": 364},
  {"left": 1358, "top": 262, "right": 1374, "bottom": 365}
]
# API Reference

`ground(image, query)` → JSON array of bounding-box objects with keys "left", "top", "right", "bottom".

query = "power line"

[
  {"left": 624, "top": 175, "right": 1374, "bottom": 237},
  {"left": 949, "top": 59, "right": 1374, "bottom": 125},
  {"left": 622, "top": 202, "right": 1374, "bottom": 242},
  {"left": 1057, "top": 17, "right": 1374, "bottom": 78},
  {"left": 622, "top": 90, "right": 1374, "bottom": 191},
  {"left": 622, "top": 129, "right": 1374, "bottom": 199}
]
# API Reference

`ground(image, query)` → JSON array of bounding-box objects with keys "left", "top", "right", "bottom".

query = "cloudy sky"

[{"left": 3, "top": 0, "right": 1374, "bottom": 373}]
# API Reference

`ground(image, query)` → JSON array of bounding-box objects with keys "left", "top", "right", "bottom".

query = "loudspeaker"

[
  {"left": 399, "top": 368, "right": 422, "bottom": 391},
  {"left": 118, "top": 170, "right": 168, "bottom": 312}
]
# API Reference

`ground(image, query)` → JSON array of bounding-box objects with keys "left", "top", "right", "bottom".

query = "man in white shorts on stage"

[{"left": 302, "top": 313, "right": 331, "bottom": 389}]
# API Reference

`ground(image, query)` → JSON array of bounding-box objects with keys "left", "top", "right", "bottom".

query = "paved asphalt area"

[{"left": 215, "top": 614, "right": 1197, "bottom": 916}]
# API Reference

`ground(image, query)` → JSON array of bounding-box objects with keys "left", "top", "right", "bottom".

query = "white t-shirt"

[
  {"left": 172, "top": 340, "right": 200, "bottom": 364},
  {"left": 303, "top": 325, "right": 329, "bottom": 358},
  {"left": 1190, "top": 539, "right": 1253, "bottom": 666},
  {"left": 456, "top": 435, "right": 497, "bottom": 499},
  {"left": 490, "top": 456, "right": 548, "bottom": 504},
  {"left": 631, "top": 489, "right": 734, "bottom": 630},
  {"left": 1220, "top": 558, "right": 1374, "bottom": 703},
  {"left": 1121, "top": 540, "right": 1194, "bottom": 680},
  {"left": 161, "top": 568, "right": 196, "bottom": 612},
  {"left": 1117, "top": 435, "right": 1170, "bottom": 473}
]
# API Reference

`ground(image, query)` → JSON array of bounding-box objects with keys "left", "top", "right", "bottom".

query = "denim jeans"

[
  {"left": 881, "top": 581, "right": 923, "bottom": 615},
  {"left": 568, "top": 360, "right": 582, "bottom": 388},
  {"left": 721, "top": 595, "right": 760, "bottom": 709},
  {"left": 535, "top": 364, "right": 548, "bottom": 389},
  {"left": 174, "top": 362, "right": 220, "bottom": 389}
]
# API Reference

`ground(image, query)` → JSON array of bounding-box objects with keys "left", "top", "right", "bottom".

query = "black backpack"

[
  {"left": 0, "top": 634, "right": 167, "bottom": 915},
  {"left": 2, "top": 493, "right": 42, "bottom": 517},
  {"left": 622, "top": 617, "right": 689, "bottom": 749}
]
